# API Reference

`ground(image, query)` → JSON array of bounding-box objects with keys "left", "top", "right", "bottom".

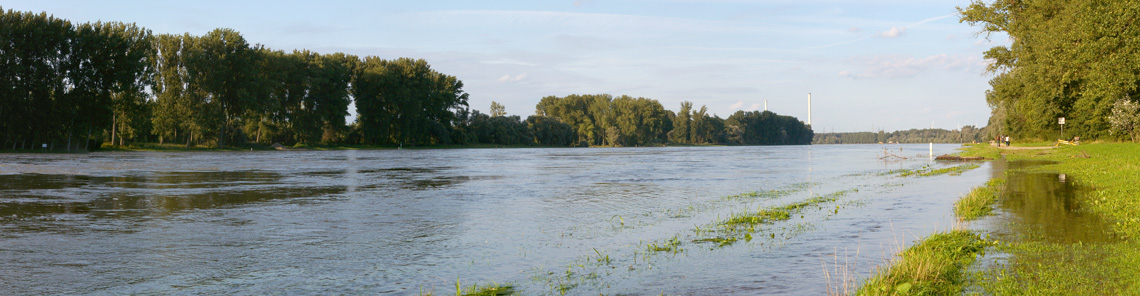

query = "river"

[{"left": 0, "top": 144, "right": 990, "bottom": 295}]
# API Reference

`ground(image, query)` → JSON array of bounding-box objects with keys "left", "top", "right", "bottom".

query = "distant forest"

[
  {"left": 813, "top": 125, "right": 989, "bottom": 144},
  {"left": 1, "top": 7, "right": 812, "bottom": 151}
]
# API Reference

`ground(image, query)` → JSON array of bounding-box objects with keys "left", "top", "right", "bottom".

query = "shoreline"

[{"left": 857, "top": 142, "right": 1140, "bottom": 295}]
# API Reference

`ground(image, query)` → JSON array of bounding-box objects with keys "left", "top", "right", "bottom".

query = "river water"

[{"left": 1, "top": 144, "right": 990, "bottom": 295}]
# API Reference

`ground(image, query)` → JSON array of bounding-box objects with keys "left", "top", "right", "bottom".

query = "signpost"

[{"left": 1059, "top": 117, "right": 1066, "bottom": 140}]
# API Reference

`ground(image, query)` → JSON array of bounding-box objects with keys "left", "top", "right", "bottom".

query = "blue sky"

[{"left": 5, "top": 0, "right": 1008, "bottom": 132}]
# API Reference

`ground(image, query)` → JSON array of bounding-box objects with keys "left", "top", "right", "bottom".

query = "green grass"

[
  {"left": 958, "top": 142, "right": 1140, "bottom": 295},
  {"left": 953, "top": 178, "right": 1005, "bottom": 221},
  {"left": 417, "top": 281, "right": 514, "bottom": 296},
  {"left": 957, "top": 143, "right": 1002, "bottom": 159},
  {"left": 721, "top": 192, "right": 844, "bottom": 229},
  {"left": 647, "top": 235, "right": 683, "bottom": 253},
  {"left": 885, "top": 164, "right": 980, "bottom": 178},
  {"left": 856, "top": 230, "right": 987, "bottom": 296},
  {"left": 458, "top": 282, "right": 515, "bottom": 296}
]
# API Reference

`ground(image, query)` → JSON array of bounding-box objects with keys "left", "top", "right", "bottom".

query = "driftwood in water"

[{"left": 934, "top": 154, "right": 990, "bottom": 161}]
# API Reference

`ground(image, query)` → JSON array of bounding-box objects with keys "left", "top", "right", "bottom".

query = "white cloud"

[
  {"left": 839, "top": 54, "right": 985, "bottom": 79},
  {"left": 749, "top": 103, "right": 762, "bottom": 111},
  {"left": 497, "top": 73, "right": 529, "bottom": 82},
  {"left": 729, "top": 100, "right": 745, "bottom": 109},
  {"left": 879, "top": 26, "right": 905, "bottom": 38}
]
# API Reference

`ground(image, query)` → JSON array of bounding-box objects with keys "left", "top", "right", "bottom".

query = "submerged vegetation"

[
  {"left": 969, "top": 143, "right": 1140, "bottom": 295},
  {"left": 860, "top": 142, "right": 1140, "bottom": 295},
  {"left": 418, "top": 281, "right": 514, "bottom": 296},
  {"left": 885, "top": 163, "right": 980, "bottom": 178},
  {"left": 856, "top": 230, "right": 987, "bottom": 296},
  {"left": 953, "top": 178, "right": 1005, "bottom": 221},
  {"left": 697, "top": 188, "right": 856, "bottom": 248}
]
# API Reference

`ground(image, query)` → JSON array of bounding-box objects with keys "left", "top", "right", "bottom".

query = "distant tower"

[
  {"left": 807, "top": 93, "right": 812, "bottom": 126},
  {"left": 764, "top": 100, "right": 768, "bottom": 111}
]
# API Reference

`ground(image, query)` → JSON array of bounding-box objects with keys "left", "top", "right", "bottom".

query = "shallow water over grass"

[
  {"left": 983, "top": 160, "right": 1115, "bottom": 244},
  {"left": 0, "top": 145, "right": 989, "bottom": 295}
]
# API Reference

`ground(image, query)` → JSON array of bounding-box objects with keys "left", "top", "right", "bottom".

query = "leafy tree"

[
  {"left": 490, "top": 101, "right": 506, "bottom": 117},
  {"left": 1109, "top": 97, "right": 1140, "bottom": 142},
  {"left": 191, "top": 28, "right": 256, "bottom": 147},
  {"left": 353, "top": 57, "right": 469, "bottom": 145},
  {"left": 526, "top": 115, "right": 576, "bottom": 146},
  {"left": 669, "top": 101, "right": 693, "bottom": 144},
  {"left": 960, "top": 0, "right": 1140, "bottom": 140}
]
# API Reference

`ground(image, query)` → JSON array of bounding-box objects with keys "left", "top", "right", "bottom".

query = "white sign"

[
  {"left": 1059, "top": 117, "right": 1066, "bottom": 125},
  {"left": 42, "top": 143, "right": 47, "bottom": 148}
]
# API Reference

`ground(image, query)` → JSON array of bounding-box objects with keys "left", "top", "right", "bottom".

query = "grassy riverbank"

[
  {"left": 856, "top": 230, "right": 986, "bottom": 296},
  {"left": 856, "top": 142, "right": 1140, "bottom": 295}
]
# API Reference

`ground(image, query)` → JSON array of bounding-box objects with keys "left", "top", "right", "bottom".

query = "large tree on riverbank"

[
  {"left": 0, "top": 7, "right": 153, "bottom": 151},
  {"left": 960, "top": 0, "right": 1140, "bottom": 140}
]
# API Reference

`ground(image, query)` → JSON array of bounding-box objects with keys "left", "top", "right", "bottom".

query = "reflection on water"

[
  {"left": 988, "top": 160, "right": 1115, "bottom": 244},
  {"left": 0, "top": 145, "right": 989, "bottom": 295},
  {"left": 0, "top": 171, "right": 345, "bottom": 221}
]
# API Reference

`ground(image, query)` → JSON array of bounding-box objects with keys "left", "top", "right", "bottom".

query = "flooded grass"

[
  {"left": 527, "top": 187, "right": 861, "bottom": 294},
  {"left": 646, "top": 235, "right": 683, "bottom": 253},
  {"left": 721, "top": 182, "right": 816, "bottom": 201},
  {"left": 856, "top": 230, "right": 987, "bottom": 296},
  {"left": 700, "top": 188, "right": 856, "bottom": 248},
  {"left": 885, "top": 163, "right": 980, "bottom": 178},
  {"left": 418, "top": 281, "right": 515, "bottom": 296},
  {"left": 953, "top": 178, "right": 1005, "bottom": 221},
  {"left": 958, "top": 143, "right": 1140, "bottom": 295},
  {"left": 0, "top": 144, "right": 987, "bottom": 295}
]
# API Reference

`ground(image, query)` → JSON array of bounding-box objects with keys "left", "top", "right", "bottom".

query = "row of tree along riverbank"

[{"left": 1, "top": 7, "right": 811, "bottom": 152}]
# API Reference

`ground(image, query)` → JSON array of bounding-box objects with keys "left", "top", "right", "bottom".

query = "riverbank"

[{"left": 856, "top": 142, "right": 1140, "bottom": 295}]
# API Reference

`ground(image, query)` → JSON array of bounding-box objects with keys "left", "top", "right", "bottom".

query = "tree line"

[
  {"left": 812, "top": 126, "right": 989, "bottom": 144},
  {"left": 1, "top": 7, "right": 812, "bottom": 150},
  {"left": 959, "top": 0, "right": 1140, "bottom": 141},
  {"left": 536, "top": 94, "right": 813, "bottom": 146}
]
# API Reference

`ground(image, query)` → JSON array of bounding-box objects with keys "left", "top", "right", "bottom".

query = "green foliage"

[
  {"left": 489, "top": 101, "right": 506, "bottom": 118},
  {"left": 536, "top": 94, "right": 672, "bottom": 146},
  {"left": 353, "top": 57, "right": 469, "bottom": 146},
  {"left": 536, "top": 96, "right": 810, "bottom": 147},
  {"left": 525, "top": 115, "right": 576, "bottom": 146},
  {"left": 725, "top": 110, "right": 813, "bottom": 145},
  {"left": 959, "top": 0, "right": 1140, "bottom": 141},
  {"left": 2, "top": 6, "right": 812, "bottom": 151},
  {"left": 668, "top": 101, "right": 693, "bottom": 144},
  {"left": 0, "top": 7, "right": 153, "bottom": 151}
]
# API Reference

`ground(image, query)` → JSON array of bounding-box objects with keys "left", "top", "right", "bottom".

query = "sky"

[{"left": 4, "top": 0, "right": 1009, "bottom": 133}]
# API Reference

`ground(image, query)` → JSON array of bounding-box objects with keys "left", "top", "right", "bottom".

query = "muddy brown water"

[{"left": 1, "top": 145, "right": 991, "bottom": 295}]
